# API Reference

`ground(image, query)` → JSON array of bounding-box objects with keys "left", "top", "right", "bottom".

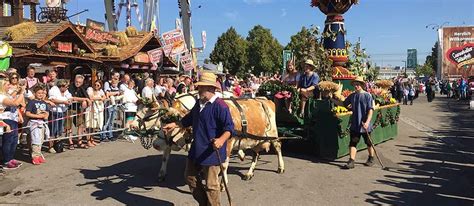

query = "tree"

[
  {"left": 246, "top": 25, "right": 283, "bottom": 76},
  {"left": 414, "top": 62, "right": 434, "bottom": 77},
  {"left": 285, "top": 26, "right": 333, "bottom": 81},
  {"left": 424, "top": 42, "right": 439, "bottom": 74},
  {"left": 209, "top": 27, "right": 248, "bottom": 75}
]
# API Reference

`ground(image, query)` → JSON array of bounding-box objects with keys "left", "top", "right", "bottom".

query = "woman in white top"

[
  {"left": 122, "top": 80, "right": 138, "bottom": 128},
  {"left": 86, "top": 80, "right": 106, "bottom": 147},
  {"left": 0, "top": 78, "right": 25, "bottom": 170},
  {"left": 154, "top": 77, "right": 166, "bottom": 99}
]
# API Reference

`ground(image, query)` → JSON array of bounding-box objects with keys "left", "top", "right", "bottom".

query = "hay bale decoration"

[{"left": 5, "top": 22, "right": 37, "bottom": 41}]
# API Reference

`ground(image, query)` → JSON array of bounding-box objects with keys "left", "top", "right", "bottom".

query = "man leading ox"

[{"left": 163, "top": 72, "right": 234, "bottom": 206}]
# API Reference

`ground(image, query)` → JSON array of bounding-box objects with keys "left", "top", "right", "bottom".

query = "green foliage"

[
  {"left": 414, "top": 62, "right": 434, "bottom": 77},
  {"left": 365, "top": 65, "right": 379, "bottom": 82},
  {"left": 346, "top": 40, "right": 370, "bottom": 77},
  {"left": 246, "top": 25, "right": 283, "bottom": 76},
  {"left": 209, "top": 27, "right": 248, "bottom": 76},
  {"left": 285, "top": 26, "right": 333, "bottom": 81},
  {"left": 257, "top": 80, "right": 300, "bottom": 114}
]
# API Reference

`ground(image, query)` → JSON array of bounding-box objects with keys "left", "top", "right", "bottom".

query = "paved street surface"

[{"left": 0, "top": 96, "right": 473, "bottom": 206}]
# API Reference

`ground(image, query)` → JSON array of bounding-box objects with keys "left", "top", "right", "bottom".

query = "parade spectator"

[
  {"left": 102, "top": 78, "right": 122, "bottom": 142},
  {"left": 67, "top": 75, "right": 91, "bottom": 149},
  {"left": 163, "top": 72, "right": 234, "bottom": 206},
  {"left": 25, "top": 66, "right": 39, "bottom": 90},
  {"left": 141, "top": 78, "right": 155, "bottom": 100},
  {"left": 297, "top": 59, "right": 320, "bottom": 117},
  {"left": 25, "top": 84, "right": 49, "bottom": 165},
  {"left": 408, "top": 84, "right": 415, "bottom": 105},
  {"left": 177, "top": 75, "right": 192, "bottom": 94},
  {"left": 276, "top": 60, "right": 300, "bottom": 113},
  {"left": 0, "top": 78, "right": 25, "bottom": 170},
  {"left": 46, "top": 69, "right": 59, "bottom": 89},
  {"left": 460, "top": 77, "right": 467, "bottom": 100},
  {"left": 164, "top": 77, "right": 176, "bottom": 104},
  {"left": 123, "top": 80, "right": 138, "bottom": 128},
  {"left": 233, "top": 80, "right": 242, "bottom": 97},
  {"left": 49, "top": 79, "right": 72, "bottom": 150},
  {"left": 42, "top": 70, "right": 50, "bottom": 84},
  {"left": 332, "top": 76, "right": 375, "bottom": 169},
  {"left": 120, "top": 74, "right": 131, "bottom": 92},
  {"left": 402, "top": 84, "right": 409, "bottom": 105},
  {"left": 446, "top": 80, "right": 452, "bottom": 98},
  {"left": 154, "top": 77, "right": 166, "bottom": 99},
  {"left": 85, "top": 80, "right": 106, "bottom": 146},
  {"left": 104, "top": 71, "right": 120, "bottom": 91},
  {"left": 223, "top": 74, "right": 233, "bottom": 91}
]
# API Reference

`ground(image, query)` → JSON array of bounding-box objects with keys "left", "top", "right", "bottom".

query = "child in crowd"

[{"left": 26, "top": 84, "right": 50, "bottom": 165}]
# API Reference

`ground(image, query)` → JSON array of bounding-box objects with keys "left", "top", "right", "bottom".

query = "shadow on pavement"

[
  {"left": 77, "top": 154, "right": 189, "bottom": 206},
  {"left": 365, "top": 136, "right": 474, "bottom": 205}
]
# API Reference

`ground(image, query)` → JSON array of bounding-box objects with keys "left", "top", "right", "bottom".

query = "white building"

[{"left": 378, "top": 68, "right": 416, "bottom": 79}]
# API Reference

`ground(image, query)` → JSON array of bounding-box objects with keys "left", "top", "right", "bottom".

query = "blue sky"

[{"left": 65, "top": 0, "right": 474, "bottom": 67}]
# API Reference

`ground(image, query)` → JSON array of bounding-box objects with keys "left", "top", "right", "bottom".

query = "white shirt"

[
  {"left": 142, "top": 86, "right": 154, "bottom": 99},
  {"left": 119, "top": 83, "right": 129, "bottom": 92},
  {"left": 49, "top": 86, "right": 72, "bottom": 113},
  {"left": 154, "top": 85, "right": 166, "bottom": 97},
  {"left": 123, "top": 87, "right": 138, "bottom": 112},
  {"left": 0, "top": 94, "right": 5, "bottom": 105},
  {"left": 199, "top": 94, "right": 218, "bottom": 112}
]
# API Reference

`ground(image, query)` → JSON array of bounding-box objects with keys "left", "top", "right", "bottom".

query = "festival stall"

[{"left": 0, "top": 21, "right": 100, "bottom": 79}]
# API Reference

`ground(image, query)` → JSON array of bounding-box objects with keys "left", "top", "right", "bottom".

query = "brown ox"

[{"left": 164, "top": 93, "right": 285, "bottom": 182}]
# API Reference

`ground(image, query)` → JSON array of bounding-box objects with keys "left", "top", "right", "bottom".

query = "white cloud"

[
  {"left": 243, "top": 0, "right": 273, "bottom": 5},
  {"left": 224, "top": 11, "right": 239, "bottom": 21},
  {"left": 281, "top": 8, "right": 287, "bottom": 17}
]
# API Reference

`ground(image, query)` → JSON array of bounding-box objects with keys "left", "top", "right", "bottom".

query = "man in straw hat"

[
  {"left": 332, "top": 76, "right": 376, "bottom": 169},
  {"left": 297, "top": 59, "right": 320, "bottom": 117},
  {"left": 163, "top": 72, "right": 234, "bottom": 206}
]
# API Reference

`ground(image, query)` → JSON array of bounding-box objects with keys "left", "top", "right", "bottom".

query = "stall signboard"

[
  {"left": 162, "top": 29, "right": 187, "bottom": 57},
  {"left": 147, "top": 47, "right": 163, "bottom": 68},
  {"left": 56, "top": 41, "right": 73, "bottom": 53},
  {"left": 82, "top": 19, "right": 119, "bottom": 44},
  {"left": 441, "top": 26, "right": 474, "bottom": 78},
  {"left": 180, "top": 51, "right": 194, "bottom": 71}
]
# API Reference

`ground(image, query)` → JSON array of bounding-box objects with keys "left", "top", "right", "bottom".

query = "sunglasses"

[
  {"left": 95, "top": 84, "right": 101, "bottom": 87},
  {"left": 11, "top": 76, "right": 18, "bottom": 79}
]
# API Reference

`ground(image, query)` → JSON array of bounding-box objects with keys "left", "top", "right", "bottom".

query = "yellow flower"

[{"left": 389, "top": 98, "right": 396, "bottom": 104}]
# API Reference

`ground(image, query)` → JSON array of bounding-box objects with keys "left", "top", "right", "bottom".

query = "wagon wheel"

[
  {"left": 37, "top": 12, "right": 48, "bottom": 23},
  {"left": 50, "top": 14, "right": 60, "bottom": 23}
]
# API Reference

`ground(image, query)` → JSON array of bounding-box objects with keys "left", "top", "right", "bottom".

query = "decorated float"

[{"left": 258, "top": 0, "right": 400, "bottom": 159}]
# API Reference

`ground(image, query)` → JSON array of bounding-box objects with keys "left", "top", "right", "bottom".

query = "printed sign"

[
  {"left": 446, "top": 43, "right": 474, "bottom": 69},
  {"left": 84, "top": 28, "right": 120, "bottom": 44},
  {"left": 147, "top": 47, "right": 163, "bottom": 67},
  {"left": 441, "top": 26, "right": 474, "bottom": 78},
  {"left": 161, "top": 29, "right": 187, "bottom": 57},
  {"left": 56, "top": 41, "right": 72, "bottom": 53},
  {"left": 180, "top": 51, "right": 194, "bottom": 71}
]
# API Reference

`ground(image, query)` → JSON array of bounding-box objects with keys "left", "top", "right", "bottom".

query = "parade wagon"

[{"left": 259, "top": 78, "right": 400, "bottom": 159}]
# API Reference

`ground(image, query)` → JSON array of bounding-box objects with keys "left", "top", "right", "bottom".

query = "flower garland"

[{"left": 257, "top": 81, "right": 300, "bottom": 114}]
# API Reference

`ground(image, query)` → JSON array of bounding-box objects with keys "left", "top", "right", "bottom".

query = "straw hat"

[
  {"left": 304, "top": 59, "right": 317, "bottom": 69},
  {"left": 351, "top": 76, "right": 366, "bottom": 85},
  {"left": 195, "top": 72, "right": 219, "bottom": 88}
]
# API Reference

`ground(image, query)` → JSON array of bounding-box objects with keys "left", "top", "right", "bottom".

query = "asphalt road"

[{"left": 0, "top": 96, "right": 473, "bottom": 206}]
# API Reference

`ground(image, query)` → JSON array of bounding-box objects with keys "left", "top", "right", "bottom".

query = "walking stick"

[
  {"left": 214, "top": 148, "right": 233, "bottom": 206},
  {"left": 365, "top": 131, "right": 385, "bottom": 169}
]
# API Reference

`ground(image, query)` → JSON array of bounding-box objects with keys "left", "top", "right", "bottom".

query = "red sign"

[
  {"left": 161, "top": 29, "right": 187, "bottom": 57},
  {"left": 147, "top": 47, "right": 163, "bottom": 67},
  {"left": 85, "top": 28, "right": 120, "bottom": 44},
  {"left": 180, "top": 51, "right": 194, "bottom": 71},
  {"left": 56, "top": 41, "right": 72, "bottom": 53},
  {"left": 446, "top": 43, "right": 474, "bottom": 68}
]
